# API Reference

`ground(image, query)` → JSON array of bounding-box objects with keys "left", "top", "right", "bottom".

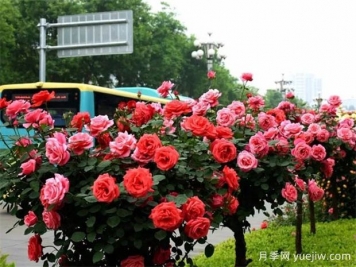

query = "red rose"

[
  {"left": 222, "top": 166, "right": 240, "bottom": 191},
  {"left": 24, "top": 211, "right": 38, "bottom": 227},
  {"left": 184, "top": 217, "right": 210, "bottom": 239},
  {"left": 224, "top": 194, "right": 239, "bottom": 215},
  {"left": 152, "top": 246, "right": 171, "bottom": 265},
  {"left": 123, "top": 167, "right": 153, "bottom": 198},
  {"left": 182, "top": 196, "right": 205, "bottom": 222},
  {"left": 96, "top": 132, "right": 113, "bottom": 149},
  {"left": 131, "top": 102, "right": 155, "bottom": 127},
  {"left": 70, "top": 112, "right": 91, "bottom": 131},
  {"left": 92, "top": 173, "right": 120, "bottom": 203},
  {"left": 0, "top": 97, "right": 10, "bottom": 109},
  {"left": 215, "top": 126, "right": 233, "bottom": 139},
  {"left": 127, "top": 100, "right": 137, "bottom": 110},
  {"left": 154, "top": 146, "right": 180, "bottom": 171},
  {"left": 31, "top": 90, "right": 55, "bottom": 107},
  {"left": 210, "top": 139, "right": 237, "bottom": 163},
  {"left": 149, "top": 202, "right": 183, "bottom": 231},
  {"left": 132, "top": 134, "right": 162, "bottom": 163},
  {"left": 241, "top": 73, "right": 253, "bottom": 82},
  {"left": 207, "top": 70, "right": 216, "bottom": 79},
  {"left": 28, "top": 234, "right": 43, "bottom": 262},
  {"left": 261, "top": 221, "right": 268, "bottom": 229},
  {"left": 121, "top": 255, "right": 144, "bottom": 267},
  {"left": 181, "top": 115, "right": 214, "bottom": 137},
  {"left": 163, "top": 100, "right": 192, "bottom": 119}
]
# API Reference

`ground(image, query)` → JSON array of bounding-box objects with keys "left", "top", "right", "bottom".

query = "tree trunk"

[
  {"left": 295, "top": 194, "right": 303, "bottom": 254},
  {"left": 233, "top": 221, "right": 252, "bottom": 267},
  {"left": 309, "top": 197, "right": 316, "bottom": 234}
]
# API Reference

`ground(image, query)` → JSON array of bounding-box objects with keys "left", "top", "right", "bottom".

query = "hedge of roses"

[{"left": 0, "top": 78, "right": 355, "bottom": 267}]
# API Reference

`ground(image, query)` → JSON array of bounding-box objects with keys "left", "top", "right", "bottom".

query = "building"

[
  {"left": 288, "top": 73, "right": 322, "bottom": 105},
  {"left": 342, "top": 97, "right": 356, "bottom": 111}
]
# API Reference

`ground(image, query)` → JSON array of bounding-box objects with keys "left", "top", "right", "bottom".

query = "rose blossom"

[
  {"left": 157, "top": 81, "right": 174, "bottom": 98},
  {"left": 294, "top": 176, "right": 306, "bottom": 191},
  {"left": 307, "top": 123, "right": 321, "bottom": 135},
  {"left": 123, "top": 167, "right": 153, "bottom": 198},
  {"left": 295, "top": 131, "right": 314, "bottom": 144},
  {"left": 109, "top": 131, "right": 137, "bottom": 158},
  {"left": 24, "top": 211, "right": 38, "bottom": 227},
  {"left": 92, "top": 173, "right": 120, "bottom": 203},
  {"left": 311, "top": 144, "right": 326, "bottom": 161},
  {"left": 28, "top": 234, "right": 43, "bottom": 262},
  {"left": 210, "top": 139, "right": 237, "bottom": 163},
  {"left": 327, "top": 95, "right": 342, "bottom": 107},
  {"left": 210, "top": 193, "right": 224, "bottom": 209},
  {"left": 15, "top": 137, "right": 32, "bottom": 147},
  {"left": 192, "top": 100, "right": 211, "bottom": 116},
  {"left": 241, "top": 72, "right": 253, "bottom": 82},
  {"left": 31, "top": 90, "right": 55, "bottom": 107},
  {"left": 337, "top": 127, "right": 353, "bottom": 141},
  {"left": 184, "top": 217, "right": 210, "bottom": 239},
  {"left": 216, "top": 108, "right": 237, "bottom": 127},
  {"left": 238, "top": 114, "right": 256, "bottom": 130},
  {"left": 248, "top": 132, "right": 269, "bottom": 157},
  {"left": 182, "top": 196, "right": 205, "bottom": 222},
  {"left": 222, "top": 166, "right": 240, "bottom": 191},
  {"left": 23, "top": 109, "right": 43, "bottom": 128},
  {"left": 281, "top": 183, "right": 297, "bottom": 202},
  {"left": 263, "top": 127, "right": 278, "bottom": 140},
  {"left": 149, "top": 202, "right": 183, "bottom": 231},
  {"left": 281, "top": 121, "right": 304, "bottom": 138},
  {"left": 131, "top": 102, "right": 155, "bottom": 127},
  {"left": 121, "top": 255, "right": 145, "bottom": 267},
  {"left": 237, "top": 150, "right": 258, "bottom": 172},
  {"left": 207, "top": 70, "right": 216, "bottom": 79},
  {"left": 41, "top": 173, "right": 69, "bottom": 207},
  {"left": 131, "top": 134, "right": 162, "bottom": 164},
  {"left": 257, "top": 112, "right": 277, "bottom": 131},
  {"left": 215, "top": 126, "right": 234, "bottom": 139},
  {"left": 247, "top": 95, "right": 265, "bottom": 110},
  {"left": 42, "top": 210, "right": 61, "bottom": 229},
  {"left": 181, "top": 115, "right": 214, "bottom": 137},
  {"left": 152, "top": 246, "right": 171, "bottom": 265},
  {"left": 0, "top": 97, "right": 10, "bottom": 109},
  {"left": 300, "top": 113, "right": 315, "bottom": 125},
  {"left": 85, "top": 115, "right": 114, "bottom": 137},
  {"left": 308, "top": 180, "right": 324, "bottom": 202},
  {"left": 45, "top": 132, "right": 70, "bottom": 166},
  {"left": 154, "top": 146, "right": 180, "bottom": 171},
  {"left": 260, "top": 221, "right": 268, "bottom": 229},
  {"left": 199, "top": 89, "right": 221, "bottom": 107},
  {"left": 275, "top": 138, "right": 290, "bottom": 155},
  {"left": 291, "top": 141, "right": 311, "bottom": 160},
  {"left": 224, "top": 194, "right": 239, "bottom": 215},
  {"left": 19, "top": 159, "right": 36, "bottom": 175},
  {"left": 316, "top": 129, "right": 330, "bottom": 142},
  {"left": 163, "top": 100, "right": 192, "bottom": 119},
  {"left": 68, "top": 132, "right": 94, "bottom": 155},
  {"left": 6, "top": 100, "right": 31, "bottom": 119},
  {"left": 338, "top": 118, "right": 354, "bottom": 129},
  {"left": 70, "top": 112, "right": 91, "bottom": 131},
  {"left": 227, "top": 101, "right": 246, "bottom": 118},
  {"left": 286, "top": 92, "right": 294, "bottom": 99}
]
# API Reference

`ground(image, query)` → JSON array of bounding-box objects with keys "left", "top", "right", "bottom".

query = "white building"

[{"left": 288, "top": 73, "right": 322, "bottom": 105}]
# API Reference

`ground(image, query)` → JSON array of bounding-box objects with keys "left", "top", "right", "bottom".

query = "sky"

[{"left": 144, "top": 0, "right": 356, "bottom": 100}]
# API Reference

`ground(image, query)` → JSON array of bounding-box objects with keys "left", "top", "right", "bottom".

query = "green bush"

[
  {"left": 192, "top": 219, "right": 356, "bottom": 266},
  {"left": 0, "top": 252, "right": 15, "bottom": 267}
]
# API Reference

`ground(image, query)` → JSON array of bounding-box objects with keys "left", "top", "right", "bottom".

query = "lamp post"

[
  {"left": 314, "top": 93, "right": 323, "bottom": 109},
  {"left": 191, "top": 32, "right": 226, "bottom": 71},
  {"left": 275, "top": 73, "right": 293, "bottom": 98}
]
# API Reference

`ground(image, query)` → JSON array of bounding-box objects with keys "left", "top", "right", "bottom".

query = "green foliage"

[
  {"left": 0, "top": 252, "right": 15, "bottom": 267},
  {"left": 193, "top": 219, "right": 356, "bottom": 266}
]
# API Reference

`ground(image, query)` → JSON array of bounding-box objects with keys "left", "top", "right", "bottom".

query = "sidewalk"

[{"left": 0, "top": 206, "right": 270, "bottom": 266}]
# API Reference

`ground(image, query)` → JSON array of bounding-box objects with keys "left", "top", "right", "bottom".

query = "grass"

[
  {"left": 193, "top": 219, "right": 356, "bottom": 266},
  {"left": 0, "top": 252, "right": 15, "bottom": 267}
]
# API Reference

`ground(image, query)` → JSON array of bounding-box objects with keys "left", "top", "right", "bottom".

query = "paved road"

[{"left": 0, "top": 205, "right": 271, "bottom": 267}]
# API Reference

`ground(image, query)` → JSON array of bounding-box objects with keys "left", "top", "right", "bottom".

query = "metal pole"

[
  {"left": 207, "top": 59, "right": 213, "bottom": 71},
  {"left": 38, "top": 18, "right": 47, "bottom": 82}
]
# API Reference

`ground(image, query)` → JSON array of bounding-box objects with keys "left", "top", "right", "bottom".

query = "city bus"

[{"left": 0, "top": 82, "right": 191, "bottom": 149}]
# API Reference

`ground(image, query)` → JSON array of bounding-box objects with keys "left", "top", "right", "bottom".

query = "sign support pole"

[{"left": 38, "top": 18, "right": 47, "bottom": 82}]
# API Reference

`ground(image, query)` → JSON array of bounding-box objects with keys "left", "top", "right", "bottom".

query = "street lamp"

[
  {"left": 191, "top": 32, "right": 226, "bottom": 70},
  {"left": 314, "top": 93, "right": 323, "bottom": 109},
  {"left": 275, "top": 73, "right": 293, "bottom": 98}
]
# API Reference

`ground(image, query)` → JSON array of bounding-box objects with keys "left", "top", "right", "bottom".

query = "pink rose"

[
  {"left": 281, "top": 182, "right": 297, "bottom": 203},
  {"left": 300, "top": 113, "right": 315, "bottom": 125},
  {"left": 294, "top": 177, "right": 305, "bottom": 191},
  {"left": 285, "top": 92, "right": 294, "bottom": 99},
  {"left": 308, "top": 180, "right": 324, "bottom": 202},
  {"left": 337, "top": 128, "right": 353, "bottom": 142},
  {"left": 15, "top": 137, "right": 32, "bottom": 147},
  {"left": 248, "top": 132, "right": 269, "bottom": 157},
  {"left": 68, "top": 132, "right": 94, "bottom": 155},
  {"left": 42, "top": 210, "right": 61, "bottom": 229},
  {"left": 192, "top": 101, "right": 211, "bottom": 116},
  {"left": 258, "top": 112, "right": 277, "bottom": 131},
  {"left": 19, "top": 159, "right": 36, "bottom": 175},
  {"left": 23, "top": 109, "right": 43, "bottom": 128},
  {"left": 307, "top": 123, "right": 321, "bottom": 135},
  {"left": 291, "top": 141, "right": 311, "bottom": 160},
  {"left": 38, "top": 112, "right": 54, "bottom": 129},
  {"left": 238, "top": 114, "right": 256, "bottom": 130},
  {"left": 24, "top": 211, "right": 38, "bottom": 227},
  {"left": 5, "top": 100, "right": 31, "bottom": 119},
  {"left": 216, "top": 108, "right": 237, "bottom": 127},
  {"left": 199, "top": 89, "right": 221, "bottom": 107},
  {"left": 247, "top": 96, "right": 264, "bottom": 110},
  {"left": 227, "top": 101, "right": 246, "bottom": 118},
  {"left": 237, "top": 150, "right": 258, "bottom": 172},
  {"left": 241, "top": 73, "right": 253, "bottom": 82},
  {"left": 328, "top": 208, "right": 334, "bottom": 214},
  {"left": 45, "top": 133, "right": 70, "bottom": 166},
  {"left": 41, "top": 173, "right": 70, "bottom": 207},
  {"left": 327, "top": 95, "right": 342, "bottom": 107},
  {"left": 282, "top": 122, "right": 304, "bottom": 138},
  {"left": 295, "top": 131, "right": 314, "bottom": 144},
  {"left": 338, "top": 118, "right": 354, "bottom": 129},
  {"left": 311, "top": 144, "right": 326, "bottom": 161},
  {"left": 316, "top": 129, "right": 330, "bottom": 142},
  {"left": 157, "top": 81, "right": 174, "bottom": 98},
  {"left": 263, "top": 127, "right": 278, "bottom": 140},
  {"left": 207, "top": 70, "right": 216, "bottom": 79},
  {"left": 85, "top": 115, "right": 114, "bottom": 137},
  {"left": 109, "top": 131, "right": 137, "bottom": 158}
]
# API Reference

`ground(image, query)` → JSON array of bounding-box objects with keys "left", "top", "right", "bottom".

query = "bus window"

[
  {"left": 0, "top": 88, "right": 80, "bottom": 127},
  {"left": 94, "top": 92, "right": 132, "bottom": 118}
]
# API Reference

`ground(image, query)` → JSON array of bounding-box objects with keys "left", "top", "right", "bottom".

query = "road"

[{"left": 0, "top": 205, "right": 271, "bottom": 266}]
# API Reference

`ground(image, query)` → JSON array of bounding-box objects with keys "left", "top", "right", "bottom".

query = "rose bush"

[{"left": 0, "top": 76, "right": 355, "bottom": 267}]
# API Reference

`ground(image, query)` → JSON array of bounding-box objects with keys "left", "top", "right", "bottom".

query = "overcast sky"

[{"left": 144, "top": 0, "right": 356, "bottom": 100}]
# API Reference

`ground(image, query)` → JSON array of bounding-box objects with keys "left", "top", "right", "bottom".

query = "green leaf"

[
  {"left": 175, "top": 194, "right": 188, "bottom": 206},
  {"left": 93, "top": 251, "right": 104, "bottom": 263},
  {"left": 87, "top": 157, "right": 97, "bottom": 166},
  {"left": 47, "top": 253, "right": 56, "bottom": 262},
  {"left": 107, "top": 216, "right": 120, "bottom": 228},
  {"left": 261, "top": 183, "right": 269, "bottom": 190},
  {"left": 97, "top": 160, "right": 111, "bottom": 169},
  {"left": 77, "top": 209, "right": 88, "bottom": 217},
  {"left": 154, "top": 230, "right": 167, "bottom": 241},
  {"left": 87, "top": 232, "right": 96, "bottom": 243},
  {"left": 86, "top": 216, "right": 96, "bottom": 227},
  {"left": 153, "top": 175, "right": 166, "bottom": 185},
  {"left": 134, "top": 239, "right": 142, "bottom": 249},
  {"left": 134, "top": 224, "right": 143, "bottom": 232},
  {"left": 117, "top": 209, "right": 132, "bottom": 217},
  {"left": 103, "top": 244, "right": 114, "bottom": 254},
  {"left": 71, "top": 231, "right": 86, "bottom": 242},
  {"left": 85, "top": 196, "right": 97, "bottom": 203},
  {"left": 84, "top": 165, "right": 94, "bottom": 172},
  {"left": 204, "top": 244, "right": 215, "bottom": 258}
]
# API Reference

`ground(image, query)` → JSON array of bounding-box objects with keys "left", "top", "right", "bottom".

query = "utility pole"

[{"left": 275, "top": 74, "right": 293, "bottom": 98}]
